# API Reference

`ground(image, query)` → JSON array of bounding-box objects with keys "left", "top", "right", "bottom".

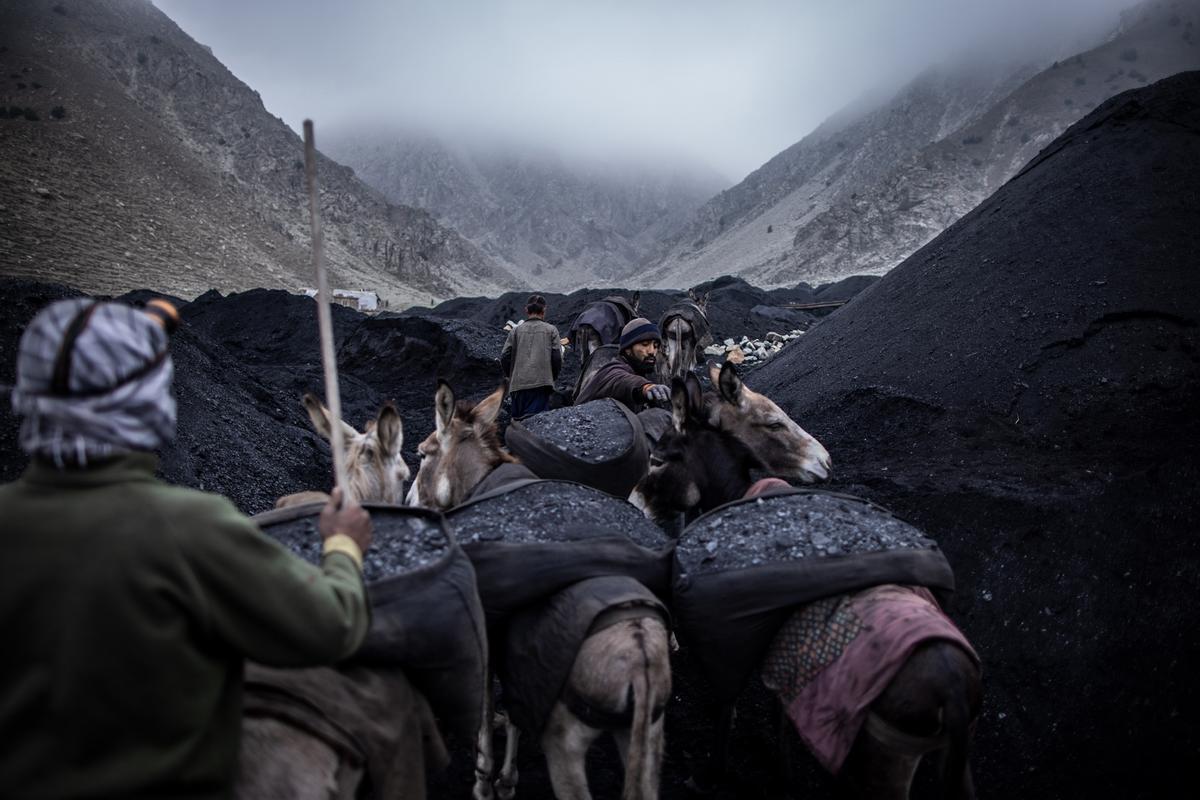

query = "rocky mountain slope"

[
  {"left": 647, "top": 0, "right": 1200, "bottom": 288},
  {"left": 0, "top": 0, "right": 520, "bottom": 306},
  {"left": 323, "top": 128, "right": 727, "bottom": 291}
]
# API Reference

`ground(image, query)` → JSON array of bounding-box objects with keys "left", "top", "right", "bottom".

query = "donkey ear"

[
  {"left": 376, "top": 403, "right": 403, "bottom": 456},
  {"left": 302, "top": 392, "right": 356, "bottom": 442},
  {"left": 670, "top": 377, "right": 689, "bottom": 433},
  {"left": 630, "top": 291, "right": 641, "bottom": 314},
  {"left": 718, "top": 361, "right": 744, "bottom": 407},
  {"left": 472, "top": 384, "right": 505, "bottom": 431},
  {"left": 434, "top": 380, "right": 456, "bottom": 442},
  {"left": 707, "top": 360, "right": 722, "bottom": 387}
]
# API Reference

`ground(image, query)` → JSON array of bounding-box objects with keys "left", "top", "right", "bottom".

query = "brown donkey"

[
  {"left": 704, "top": 361, "right": 831, "bottom": 484},
  {"left": 409, "top": 380, "right": 672, "bottom": 800},
  {"left": 635, "top": 374, "right": 981, "bottom": 800},
  {"left": 276, "top": 392, "right": 409, "bottom": 508}
]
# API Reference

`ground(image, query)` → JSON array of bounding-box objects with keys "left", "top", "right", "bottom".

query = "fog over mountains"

[
  {"left": 322, "top": 128, "right": 727, "bottom": 291},
  {"left": 323, "top": 0, "right": 1200, "bottom": 293},
  {"left": 2, "top": 0, "right": 1197, "bottom": 303},
  {"left": 646, "top": 0, "right": 1200, "bottom": 288}
]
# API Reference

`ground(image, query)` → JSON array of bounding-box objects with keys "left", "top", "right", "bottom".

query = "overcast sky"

[{"left": 152, "top": 0, "right": 1135, "bottom": 181}]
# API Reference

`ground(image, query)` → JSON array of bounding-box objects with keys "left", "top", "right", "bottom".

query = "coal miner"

[
  {"left": 575, "top": 317, "right": 672, "bottom": 412},
  {"left": 0, "top": 298, "right": 374, "bottom": 797},
  {"left": 500, "top": 293, "right": 563, "bottom": 418}
]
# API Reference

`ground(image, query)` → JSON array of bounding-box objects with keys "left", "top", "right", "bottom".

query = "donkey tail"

[
  {"left": 938, "top": 648, "right": 979, "bottom": 800},
  {"left": 622, "top": 625, "right": 661, "bottom": 800}
]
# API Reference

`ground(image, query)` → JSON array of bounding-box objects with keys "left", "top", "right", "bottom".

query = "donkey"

[
  {"left": 568, "top": 293, "right": 640, "bottom": 368},
  {"left": 276, "top": 392, "right": 409, "bottom": 508},
  {"left": 704, "top": 361, "right": 830, "bottom": 485},
  {"left": 657, "top": 290, "right": 711, "bottom": 384},
  {"left": 409, "top": 380, "right": 672, "bottom": 800},
  {"left": 635, "top": 374, "right": 982, "bottom": 799}
]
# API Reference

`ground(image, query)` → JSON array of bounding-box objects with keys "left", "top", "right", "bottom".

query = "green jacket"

[{"left": 0, "top": 453, "right": 370, "bottom": 798}]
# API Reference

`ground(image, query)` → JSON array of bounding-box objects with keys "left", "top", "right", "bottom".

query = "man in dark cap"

[
  {"left": 500, "top": 293, "right": 562, "bottom": 418},
  {"left": 0, "top": 297, "right": 374, "bottom": 797},
  {"left": 575, "top": 316, "right": 672, "bottom": 413}
]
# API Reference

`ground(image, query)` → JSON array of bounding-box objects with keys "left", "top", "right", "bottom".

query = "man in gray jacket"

[{"left": 501, "top": 294, "right": 562, "bottom": 418}]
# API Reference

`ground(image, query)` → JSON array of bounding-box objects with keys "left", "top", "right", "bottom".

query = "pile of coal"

[
  {"left": 449, "top": 480, "right": 667, "bottom": 550},
  {"left": 677, "top": 491, "right": 937, "bottom": 576},
  {"left": 254, "top": 503, "right": 453, "bottom": 583},
  {"left": 517, "top": 399, "right": 632, "bottom": 463}
]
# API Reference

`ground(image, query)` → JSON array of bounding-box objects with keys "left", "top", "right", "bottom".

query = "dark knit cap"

[{"left": 619, "top": 317, "right": 661, "bottom": 349}]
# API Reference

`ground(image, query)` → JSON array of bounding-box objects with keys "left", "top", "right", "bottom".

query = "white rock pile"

[{"left": 703, "top": 330, "right": 804, "bottom": 366}]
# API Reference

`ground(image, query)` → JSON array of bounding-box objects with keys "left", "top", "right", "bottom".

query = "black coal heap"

[{"left": 751, "top": 71, "right": 1200, "bottom": 799}]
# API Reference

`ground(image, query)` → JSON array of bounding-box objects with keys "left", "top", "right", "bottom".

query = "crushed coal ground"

[
  {"left": 1, "top": 73, "right": 1198, "bottom": 800},
  {"left": 677, "top": 492, "right": 937, "bottom": 576},
  {"left": 446, "top": 481, "right": 669, "bottom": 550},
  {"left": 517, "top": 399, "right": 633, "bottom": 463}
]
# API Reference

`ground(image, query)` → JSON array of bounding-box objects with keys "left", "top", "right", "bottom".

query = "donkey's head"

[
  {"left": 407, "top": 381, "right": 511, "bottom": 511},
  {"left": 633, "top": 373, "right": 765, "bottom": 525},
  {"left": 302, "top": 393, "right": 409, "bottom": 504},
  {"left": 705, "top": 362, "right": 831, "bottom": 483}
]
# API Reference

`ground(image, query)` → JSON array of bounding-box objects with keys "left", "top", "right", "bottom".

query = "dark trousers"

[{"left": 510, "top": 387, "right": 552, "bottom": 419}]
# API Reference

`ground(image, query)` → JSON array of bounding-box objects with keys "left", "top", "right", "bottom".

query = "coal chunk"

[
  {"left": 255, "top": 503, "right": 452, "bottom": 583},
  {"left": 518, "top": 399, "right": 633, "bottom": 463},
  {"left": 449, "top": 480, "right": 668, "bottom": 550},
  {"left": 678, "top": 491, "right": 937, "bottom": 576}
]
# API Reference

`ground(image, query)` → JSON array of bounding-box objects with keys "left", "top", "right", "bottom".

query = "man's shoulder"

[
  {"left": 124, "top": 480, "right": 247, "bottom": 529},
  {"left": 595, "top": 358, "right": 635, "bottom": 376}
]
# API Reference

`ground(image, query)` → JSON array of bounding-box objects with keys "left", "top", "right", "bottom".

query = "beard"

[{"left": 634, "top": 354, "right": 657, "bottom": 375}]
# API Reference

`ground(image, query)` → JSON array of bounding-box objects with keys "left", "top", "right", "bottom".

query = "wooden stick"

[{"left": 304, "top": 119, "right": 349, "bottom": 495}]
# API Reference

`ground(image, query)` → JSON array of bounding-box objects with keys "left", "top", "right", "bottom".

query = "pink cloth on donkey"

[{"left": 760, "top": 583, "right": 977, "bottom": 773}]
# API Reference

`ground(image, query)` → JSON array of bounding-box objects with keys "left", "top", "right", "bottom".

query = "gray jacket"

[{"left": 501, "top": 318, "right": 562, "bottom": 392}]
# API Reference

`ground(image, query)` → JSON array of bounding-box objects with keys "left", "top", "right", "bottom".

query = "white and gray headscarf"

[{"left": 10, "top": 298, "right": 177, "bottom": 466}]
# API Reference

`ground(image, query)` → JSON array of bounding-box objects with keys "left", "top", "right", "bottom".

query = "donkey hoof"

[
  {"left": 472, "top": 777, "right": 496, "bottom": 800},
  {"left": 496, "top": 776, "right": 518, "bottom": 800}
]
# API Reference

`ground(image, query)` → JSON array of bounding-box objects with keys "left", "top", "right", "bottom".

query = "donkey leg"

[
  {"left": 836, "top": 737, "right": 922, "bottom": 800},
  {"left": 543, "top": 701, "right": 602, "bottom": 800},
  {"left": 840, "top": 641, "right": 982, "bottom": 800},
  {"left": 495, "top": 712, "right": 522, "bottom": 800},
  {"left": 474, "top": 675, "right": 497, "bottom": 800}
]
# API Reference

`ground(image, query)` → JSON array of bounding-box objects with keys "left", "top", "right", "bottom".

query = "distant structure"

[{"left": 300, "top": 288, "right": 383, "bottom": 312}]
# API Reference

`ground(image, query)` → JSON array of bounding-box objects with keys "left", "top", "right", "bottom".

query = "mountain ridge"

[
  {"left": 645, "top": 0, "right": 1200, "bottom": 289},
  {"left": 0, "top": 0, "right": 520, "bottom": 306}
]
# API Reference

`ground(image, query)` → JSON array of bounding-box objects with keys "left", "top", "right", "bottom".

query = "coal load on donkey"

[
  {"left": 673, "top": 489, "right": 955, "bottom": 703},
  {"left": 253, "top": 503, "right": 488, "bottom": 740},
  {"left": 446, "top": 480, "right": 673, "bottom": 739},
  {"left": 505, "top": 398, "right": 649, "bottom": 497},
  {"left": 446, "top": 479, "right": 672, "bottom": 617}
]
